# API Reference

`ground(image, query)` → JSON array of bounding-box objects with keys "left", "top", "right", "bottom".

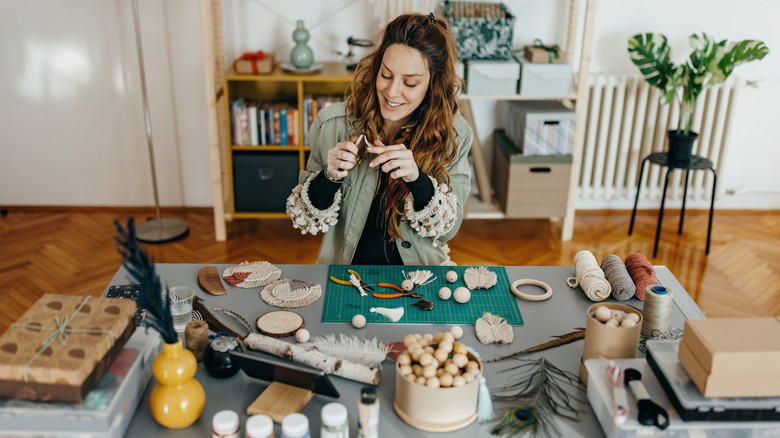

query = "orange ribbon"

[{"left": 233, "top": 51, "right": 267, "bottom": 74}]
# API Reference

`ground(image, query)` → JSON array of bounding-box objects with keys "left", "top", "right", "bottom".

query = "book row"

[{"left": 230, "top": 95, "right": 341, "bottom": 146}]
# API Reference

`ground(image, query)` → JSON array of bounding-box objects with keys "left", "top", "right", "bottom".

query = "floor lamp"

[{"left": 131, "top": 0, "right": 189, "bottom": 243}]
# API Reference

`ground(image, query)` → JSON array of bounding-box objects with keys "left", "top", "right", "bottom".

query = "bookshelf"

[{"left": 222, "top": 62, "right": 352, "bottom": 220}]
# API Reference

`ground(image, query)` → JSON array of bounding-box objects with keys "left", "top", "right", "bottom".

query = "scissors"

[{"left": 372, "top": 283, "right": 423, "bottom": 299}]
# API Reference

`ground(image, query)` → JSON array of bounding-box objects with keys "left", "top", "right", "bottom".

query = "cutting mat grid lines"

[{"left": 322, "top": 265, "right": 523, "bottom": 325}]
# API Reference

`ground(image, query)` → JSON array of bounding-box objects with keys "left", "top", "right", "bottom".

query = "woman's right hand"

[{"left": 325, "top": 136, "right": 360, "bottom": 180}]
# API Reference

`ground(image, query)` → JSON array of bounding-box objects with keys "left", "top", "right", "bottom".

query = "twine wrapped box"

[
  {"left": 524, "top": 43, "right": 567, "bottom": 64},
  {"left": 0, "top": 294, "right": 137, "bottom": 403},
  {"left": 232, "top": 51, "right": 274, "bottom": 74}
]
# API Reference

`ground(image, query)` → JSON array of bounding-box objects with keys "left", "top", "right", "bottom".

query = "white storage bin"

[
  {"left": 506, "top": 100, "right": 575, "bottom": 156},
  {"left": 516, "top": 55, "right": 572, "bottom": 97},
  {"left": 465, "top": 59, "right": 520, "bottom": 96}
]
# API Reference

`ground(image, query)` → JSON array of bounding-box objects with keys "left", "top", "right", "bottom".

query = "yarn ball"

[{"left": 625, "top": 253, "right": 659, "bottom": 300}]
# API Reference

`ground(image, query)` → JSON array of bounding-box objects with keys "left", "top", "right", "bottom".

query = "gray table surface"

[{"left": 104, "top": 264, "right": 702, "bottom": 437}]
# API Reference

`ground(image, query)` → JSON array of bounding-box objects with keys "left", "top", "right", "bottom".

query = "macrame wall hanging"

[
  {"left": 261, "top": 279, "right": 322, "bottom": 308},
  {"left": 222, "top": 261, "right": 281, "bottom": 288}
]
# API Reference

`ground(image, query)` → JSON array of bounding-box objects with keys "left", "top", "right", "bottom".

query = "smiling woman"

[{"left": 286, "top": 13, "right": 473, "bottom": 266}]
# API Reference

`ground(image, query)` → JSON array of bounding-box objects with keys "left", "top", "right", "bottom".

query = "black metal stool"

[{"left": 628, "top": 152, "right": 717, "bottom": 257}]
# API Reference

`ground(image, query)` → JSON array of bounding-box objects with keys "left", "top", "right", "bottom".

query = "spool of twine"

[
  {"left": 567, "top": 250, "right": 611, "bottom": 301},
  {"left": 601, "top": 254, "right": 635, "bottom": 301},
  {"left": 641, "top": 285, "right": 674, "bottom": 337},
  {"left": 184, "top": 320, "right": 209, "bottom": 361},
  {"left": 624, "top": 253, "right": 659, "bottom": 300}
]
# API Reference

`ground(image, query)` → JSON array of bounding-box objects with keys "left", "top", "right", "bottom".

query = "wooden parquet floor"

[{"left": 2, "top": 206, "right": 779, "bottom": 334}]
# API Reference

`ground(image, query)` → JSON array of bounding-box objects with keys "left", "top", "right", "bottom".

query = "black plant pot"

[{"left": 667, "top": 130, "right": 698, "bottom": 164}]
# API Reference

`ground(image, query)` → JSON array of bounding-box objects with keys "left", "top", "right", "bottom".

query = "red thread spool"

[{"left": 624, "top": 253, "right": 658, "bottom": 300}]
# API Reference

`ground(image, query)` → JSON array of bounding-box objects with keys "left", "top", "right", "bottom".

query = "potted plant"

[{"left": 628, "top": 32, "right": 769, "bottom": 163}]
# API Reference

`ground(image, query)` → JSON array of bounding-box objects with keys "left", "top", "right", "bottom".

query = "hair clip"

[{"left": 428, "top": 12, "right": 435, "bottom": 23}]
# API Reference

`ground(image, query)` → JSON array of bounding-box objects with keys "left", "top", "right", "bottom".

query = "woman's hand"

[
  {"left": 325, "top": 136, "right": 360, "bottom": 180},
  {"left": 368, "top": 139, "right": 420, "bottom": 182}
]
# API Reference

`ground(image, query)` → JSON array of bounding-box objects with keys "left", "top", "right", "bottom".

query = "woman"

[{"left": 286, "top": 12, "right": 472, "bottom": 265}]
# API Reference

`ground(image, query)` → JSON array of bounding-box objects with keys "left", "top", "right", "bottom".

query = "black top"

[{"left": 308, "top": 168, "right": 434, "bottom": 264}]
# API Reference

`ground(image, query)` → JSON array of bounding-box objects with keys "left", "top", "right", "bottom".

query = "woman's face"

[{"left": 376, "top": 44, "right": 430, "bottom": 129}]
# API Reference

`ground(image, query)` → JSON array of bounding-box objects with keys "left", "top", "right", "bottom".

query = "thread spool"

[
  {"left": 567, "top": 250, "right": 611, "bottom": 301},
  {"left": 641, "top": 285, "right": 674, "bottom": 337},
  {"left": 600, "top": 254, "right": 635, "bottom": 301},
  {"left": 625, "top": 253, "right": 659, "bottom": 300}
]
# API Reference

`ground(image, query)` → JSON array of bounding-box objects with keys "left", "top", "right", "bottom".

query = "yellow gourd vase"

[{"left": 150, "top": 338, "right": 206, "bottom": 429}]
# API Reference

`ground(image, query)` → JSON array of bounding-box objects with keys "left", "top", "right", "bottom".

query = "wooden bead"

[
  {"left": 446, "top": 270, "right": 458, "bottom": 283},
  {"left": 438, "top": 341, "right": 453, "bottom": 354},
  {"left": 422, "top": 365, "right": 437, "bottom": 378},
  {"left": 441, "top": 332, "right": 455, "bottom": 343},
  {"left": 426, "top": 376, "right": 441, "bottom": 388},
  {"left": 453, "top": 375, "right": 466, "bottom": 387},
  {"left": 444, "top": 362, "right": 460, "bottom": 376},
  {"left": 438, "top": 287, "right": 452, "bottom": 300},
  {"left": 462, "top": 372, "right": 476, "bottom": 383},
  {"left": 352, "top": 314, "right": 366, "bottom": 328},
  {"left": 594, "top": 306, "right": 611, "bottom": 323},
  {"left": 605, "top": 318, "right": 619, "bottom": 327},
  {"left": 422, "top": 333, "right": 434, "bottom": 344},
  {"left": 452, "top": 353, "right": 468, "bottom": 368},
  {"left": 452, "top": 342, "right": 467, "bottom": 355},
  {"left": 416, "top": 376, "right": 427, "bottom": 385},
  {"left": 453, "top": 287, "right": 471, "bottom": 303},
  {"left": 419, "top": 353, "right": 434, "bottom": 366},
  {"left": 449, "top": 326, "right": 463, "bottom": 339},
  {"left": 466, "top": 360, "right": 480, "bottom": 374},
  {"left": 403, "top": 334, "right": 418, "bottom": 348},
  {"left": 440, "top": 373, "right": 454, "bottom": 387},
  {"left": 402, "top": 279, "right": 415, "bottom": 291},
  {"left": 412, "top": 364, "right": 423, "bottom": 377},
  {"left": 423, "top": 346, "right": 435, "bottom": 354},
  {"left": 433, "top": 349, "right": 448, "bottom": 364},
  {"left": 295, "top": 328, "right": 310, "bottom": 343},
  {"left": 399, "top": 364, "right": 412, "bottom": 376},
  {"left": 611, "top": 311, "right": 624, "bottom": 323},
  {"left": 621, "top": 318, "right": 637, "bottom": 328},
  {"left": 397, "top": 352, "right": 411, "bottom": 366}
]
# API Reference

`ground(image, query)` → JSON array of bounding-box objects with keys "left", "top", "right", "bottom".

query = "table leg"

[
  {"left": 629, "top": 157, "right": 649, "bottom": 236},
  {"left": 707, "top": 168, "right": 717, "bottom": 255},
  {"left": 654, "top": 168, "right": 672, "bottom": 258},
  {"left": 678, "top": 169, "right": 691, "bottom": 234}
]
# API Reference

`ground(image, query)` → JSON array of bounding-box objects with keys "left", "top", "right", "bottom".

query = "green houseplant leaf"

[{"left": 628, "top": 32, "right": 769, "bottom": 135}]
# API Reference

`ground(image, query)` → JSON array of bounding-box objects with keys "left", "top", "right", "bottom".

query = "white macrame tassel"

[
  {"left": 370, "top": 306, "right": 404, "bottom": 322},
  {"left": 477, "top": 375, "right": 493, "bottom": 420},
  {"left": 350, "top": 273, "right": 368, "bottom": 297}
]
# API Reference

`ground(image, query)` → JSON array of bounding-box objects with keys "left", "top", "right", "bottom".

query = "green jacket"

[{"left": 300, "top": 102, "right": 473, "bottom": 265}]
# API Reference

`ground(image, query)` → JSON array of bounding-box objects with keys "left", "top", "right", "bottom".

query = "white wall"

[{"left": 1, "top": 0, "right": 778, "bottom": 209}]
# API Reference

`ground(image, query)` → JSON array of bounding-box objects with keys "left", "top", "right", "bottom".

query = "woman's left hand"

[{"left": 367, "top": 139, "right": 420, "bottom": 183}]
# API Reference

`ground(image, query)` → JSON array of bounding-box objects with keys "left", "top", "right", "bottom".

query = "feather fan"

[
  {"left": 490, "top": 357, "right": 586, "bottom": 437},
  {"left": 114, "top": 217, "right": 178, "bottom": 344},
  {"left": 305, "top": 334, "right": 388, "bottom": 368}
]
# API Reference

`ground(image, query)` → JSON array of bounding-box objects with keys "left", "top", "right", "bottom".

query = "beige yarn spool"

[
  {"left": 641, "top": 285, "right": 674, "bottom": 338},
  {"left": 184, "top": 320, "right": 210, "bottom": 361}
]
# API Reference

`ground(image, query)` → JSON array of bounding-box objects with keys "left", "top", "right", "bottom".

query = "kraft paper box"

[
  {"left": 0, "top": 294, "right": 136, "bottom": 403},
  {"left": 678, "top": 317, "right": 780, "bottom": 397},
  {"left": 233, "top": 51, "right": 274, "bottom": 74},
  {"left": 524, "top": 46, "right": 568, "bottom": 64}
]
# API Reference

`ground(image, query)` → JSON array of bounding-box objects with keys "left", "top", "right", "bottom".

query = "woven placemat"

[
  {"left": 222, "top": 261, "right": 281, "bottom": 288},
  {"left": 261, "top": 279, "right": 322, "bottom": 308}
]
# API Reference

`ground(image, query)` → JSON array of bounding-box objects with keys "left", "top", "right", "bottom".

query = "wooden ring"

[{"left": 510, "top": 279, "right": 553, "bottom": 302}]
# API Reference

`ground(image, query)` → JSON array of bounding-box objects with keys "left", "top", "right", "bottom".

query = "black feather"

[{"left": 114, "top": 217, "right": 178, "bottom": 344}]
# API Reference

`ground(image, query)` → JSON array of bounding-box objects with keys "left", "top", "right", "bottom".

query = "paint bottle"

[
  {"left": 245, "top": 414, "right": 275, "bottom": 438},
  {"left": 281, "top": 413, "right": 310, "bottom": 438},
  {"left": 357, "top": 386, "right": 379, "bottom": 438},
  {"left": 212, "top": 410, "right": 240, "bottom": 438},
  {"left": 320, "top": 402, "right": 348, "bottom": 438}
]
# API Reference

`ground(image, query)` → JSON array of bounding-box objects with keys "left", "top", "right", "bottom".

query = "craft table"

[{"left": 103, "top": 264, "right": 704, "bottom": 437}]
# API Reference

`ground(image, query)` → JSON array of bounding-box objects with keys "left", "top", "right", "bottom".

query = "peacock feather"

[
  {"left": 114, "top": 217, "right": 178, "bottom": 344},
  {"left": 490, "top": 357, "right": 586, "bottom": 437}
]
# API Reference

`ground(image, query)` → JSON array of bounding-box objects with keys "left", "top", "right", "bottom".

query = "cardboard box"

[
  {"left": 0, "top": 294, "right": 137, "bottom": 403},
  {"left": 465, "top": 59, "right": 520, "bottom": 96},
  {"left": 516, "top": 55, "right": 572, "bottom": 97},
  {"left": 524, "top": 45, "right": 567, "bottom": 64},
  {"left": 233, "top": 51, "right": 274, "bottom": 74},
  {"left": 678, "top": 317, "right": 780, "bottom": 397},
  {"left": 0, "top": 330, "right": 160, "bottom": 438},
  {"left": 492, "top": 130, "right": 571, "bottom": 218},
  {"left": 506, "top": 100, "right": 576, "bottom": 156}
]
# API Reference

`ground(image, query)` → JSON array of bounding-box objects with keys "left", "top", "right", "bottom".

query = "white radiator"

[{"left": 578, "top": 74, "right": 741, "bottom": 203}]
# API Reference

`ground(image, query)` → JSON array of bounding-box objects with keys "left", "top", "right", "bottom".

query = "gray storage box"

[
  {"left": 233, "top": 151, "right": 299, "bottom": 212},
  {"left": 516, "top": 55, "right": 573, "bottom": 97},
  {"left": 465, "top": 59, "right": 520, "bottom": 96},
  {"left": 492, "top": 130, "right": 571, "bottom": 218},
  {"left": 506, "top": 100, "right": 576, "bottom": 155}
]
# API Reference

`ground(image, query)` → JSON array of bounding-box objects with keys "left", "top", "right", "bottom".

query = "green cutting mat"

[{"left": 322, "top": 265, "right": 523, "bottom": 325}]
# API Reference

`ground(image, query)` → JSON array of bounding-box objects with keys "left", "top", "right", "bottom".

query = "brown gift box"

[
  {"left": 524, "top": 45, "right": 567, "bottom": 64},
  {"left": 233, "top": 51, "right": 274, "bottom": 74},
  {"left": 678, "top": 317, "right": 780, "bottom": 397},
  {"left": 0, "top": 294, "right": 136, "bottom": 403}
]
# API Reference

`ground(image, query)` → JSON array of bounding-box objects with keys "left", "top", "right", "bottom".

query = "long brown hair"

[{"left": 345, "top": 13, "right": 464, "bottom": 240}]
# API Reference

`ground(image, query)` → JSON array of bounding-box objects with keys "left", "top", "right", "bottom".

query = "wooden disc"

[
  {"left": 197, "top": 266, "right": 227, "bottom": 295},
  {"left": 256, "top": 310, "right": 304, "bottom": 338}
]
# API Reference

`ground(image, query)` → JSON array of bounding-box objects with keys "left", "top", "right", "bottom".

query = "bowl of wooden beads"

[
  {"left": 393, "top": 331, "right": 482, "bottom": 432},
  {"left": 579, "top": 302, "right": 643, "bottom": 384}
]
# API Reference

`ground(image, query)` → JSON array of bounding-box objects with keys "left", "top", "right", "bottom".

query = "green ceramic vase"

[{"left": 290, "top": 20, "right": 314, "bottom": 69}]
